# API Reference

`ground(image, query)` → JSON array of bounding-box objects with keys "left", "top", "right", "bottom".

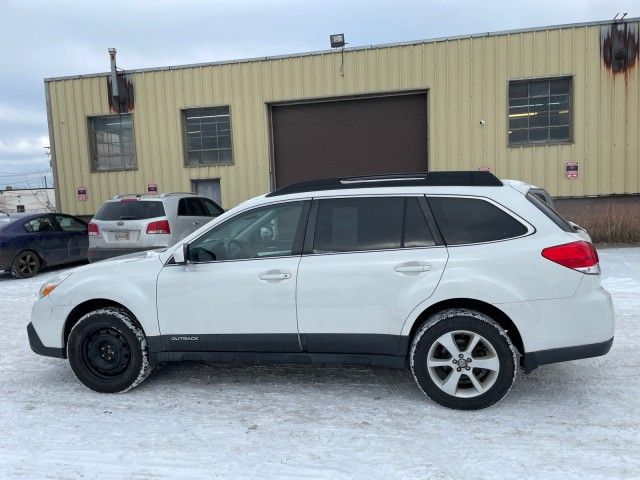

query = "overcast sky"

[{"left": 0, "top": 0, "right": 635, "bottom": 189}]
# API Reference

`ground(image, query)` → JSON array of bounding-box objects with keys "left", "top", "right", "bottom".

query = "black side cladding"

[{"left": 27, "top": 322, "right": 66, "bottom": 359}]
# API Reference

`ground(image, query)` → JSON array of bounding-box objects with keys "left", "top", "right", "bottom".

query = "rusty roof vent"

[
  {"left": 601, "top": 19, "right": 639, "bottom": 74},
  {"left": 106, "top": 48, "right": 134, "bottom": 113}
]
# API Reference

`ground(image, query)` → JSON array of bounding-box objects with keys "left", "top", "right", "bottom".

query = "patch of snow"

[{"left": 0, "top": 250, "right": 639, "bottom": 479}]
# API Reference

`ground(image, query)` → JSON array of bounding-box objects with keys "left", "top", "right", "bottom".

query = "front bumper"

[
  {"left": 523, "top": 337, "right": 613, "bottom": 373},
  {"left": 27, "top": 322, "right": 65, "bottom": 359}
]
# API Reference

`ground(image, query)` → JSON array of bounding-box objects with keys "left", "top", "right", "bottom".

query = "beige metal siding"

[{"left": 47, "top": 21, "right": 640, "bottom": 215}]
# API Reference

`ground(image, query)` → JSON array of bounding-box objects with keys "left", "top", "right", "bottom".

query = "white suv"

[
  {"left": 28, "top": 172, "right": 614, "bottom": 410},
  {"left": 87, "top": 193, "right": 224, "bottom": 262}
]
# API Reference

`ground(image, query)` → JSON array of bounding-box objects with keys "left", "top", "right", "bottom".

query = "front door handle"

[
  {"left": 259, "top": 270, "right": 292, "bottom": 281},
  {"left": 394, "top": 262, "right": 431, "bottom": 274},
  {"left": 193, "top": 221, "right": 200, "bottom": 226}
]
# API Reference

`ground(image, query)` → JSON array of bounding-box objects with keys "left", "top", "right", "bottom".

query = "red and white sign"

[
  {"left": 77, "top": 187, "right": 87, "bottom": 201},
  {"left": 147, "top": 183, "right": 158, "bottom": 195},
  {"left": 565, "top": 162, "right": 579, "bottom": 179}
]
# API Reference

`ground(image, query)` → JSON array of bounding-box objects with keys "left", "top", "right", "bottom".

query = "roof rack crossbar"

[{"left": 266, "top": 171, "right": 502, "bottom": 197}]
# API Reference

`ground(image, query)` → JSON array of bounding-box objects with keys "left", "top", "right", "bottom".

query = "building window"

[
  {"left": 89, "top": 114, "right": 136, "bottom": 171},
  {"left": 183, "top": 106, "right": 233, "bottom": 165},
  {"left": 508, "top": 77, "right": 572, "bottom": 146}
]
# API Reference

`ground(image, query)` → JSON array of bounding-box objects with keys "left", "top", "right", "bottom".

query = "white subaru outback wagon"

[{"left": 28, "top": 172, "right": 614, "bottom": 410}]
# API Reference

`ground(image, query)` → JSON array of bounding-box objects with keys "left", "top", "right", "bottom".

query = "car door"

[
  {"left": 156, "top": 199, "right": 310, "bottom": 353},
  {"left": 23, "top": 215, "right": 68, "bottom": 266},
  {"left": 174, "top": 198, "right": 204, "bottom": 241},
  {"left": 54, "top": 215, "right": 88, "bottom": 261},
  {"left": 296, "top": 196, "right": 449, "bottom": 355}
]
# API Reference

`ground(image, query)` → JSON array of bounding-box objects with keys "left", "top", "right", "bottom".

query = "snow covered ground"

[{"left": 0, "top": 248, "right": 639, "bottom": 479}]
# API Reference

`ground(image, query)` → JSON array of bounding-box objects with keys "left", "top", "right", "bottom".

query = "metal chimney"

[{"left": 108, "top": 48, "right": 119, "bottom": 100}]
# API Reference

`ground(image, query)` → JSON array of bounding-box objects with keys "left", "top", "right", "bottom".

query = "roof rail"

[
  {"left": 111, "top": 193, "right": 143, "bottom": 199},
  {"left": 266, "top": 171, "right": 503, "bottom": 197},
  {"left": 159, "top": 192, "right": 198, "bottom": 197}
]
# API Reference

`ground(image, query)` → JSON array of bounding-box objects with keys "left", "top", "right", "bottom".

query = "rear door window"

[
  {"left": 55, "top": 215, "right": 87, "bottom": 232},
  {"left": 178, "top": 198, "right": 208, "bottom": 216},
  {"left": 312, "top": 197, "right": 435, "bottom": 253},
  {"left": 94, "top": 200, "right": 165, "bottom": 221},
  {"left": 427, "top": 197, "right": 528, "bottom": 245},
  {"left": 313, "top": 197, "right": 403, "bottom": 253},
  {"left": 404, "top": 197, "right": 435, "bottom": 247}
]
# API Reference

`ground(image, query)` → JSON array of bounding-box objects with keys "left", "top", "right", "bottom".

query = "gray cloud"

[{"left": 0, "top": 0, "right": 635, "bottom": 189}]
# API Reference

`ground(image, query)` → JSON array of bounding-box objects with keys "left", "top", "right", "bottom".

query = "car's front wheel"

[
  {"left": 410, "top": 308, "right": 517, "bottom": 410},
  {"left": 67, "top": 307, "right": 152, "bottom": 393}
]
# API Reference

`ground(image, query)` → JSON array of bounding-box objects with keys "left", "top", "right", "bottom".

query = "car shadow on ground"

[{"left": 26, "top": 354, "right": 590, "bottom": 410}]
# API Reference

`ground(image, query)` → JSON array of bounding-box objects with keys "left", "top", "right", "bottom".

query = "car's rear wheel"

[
  {"left": 11, "top": 250, "right": 41, "bottom": 278},
  {"left": 67, "top": 307, "right": 151, "bottom": 393},
  {"left": 410, "top": 308, "right": 517, "bottom": 410}
]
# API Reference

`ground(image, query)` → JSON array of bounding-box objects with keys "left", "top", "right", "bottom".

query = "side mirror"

[{"left": 173, "top": 243, "right": 189, "bottom": 265}]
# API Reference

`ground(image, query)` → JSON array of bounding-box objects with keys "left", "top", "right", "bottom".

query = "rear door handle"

[
  {"left": 259, "top": 270, "right": 292, "bottom": 281},
  {"left": 395, "top": 262, "right": 431, "bottom": 273},
  {"left": 193, "top": 221, "right": 200, "bottom": 226}
]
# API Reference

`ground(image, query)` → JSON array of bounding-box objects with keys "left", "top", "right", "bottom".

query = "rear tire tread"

[{"left": 409, "top": 308, "right": 518, "bottom": 410}]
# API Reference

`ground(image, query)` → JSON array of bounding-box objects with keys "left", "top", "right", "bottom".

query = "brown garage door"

[{"left": 270, "top": 92, "right": 428, "bottom": 188}]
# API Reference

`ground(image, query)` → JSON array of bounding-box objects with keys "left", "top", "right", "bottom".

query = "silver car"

[{"left": 88, "top": 193, "right": 223, "bottom": 262}]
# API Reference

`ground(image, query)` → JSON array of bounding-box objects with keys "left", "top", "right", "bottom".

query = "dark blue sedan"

[{"left": 0, "top": 213, "right": 88, "bottom": 278}]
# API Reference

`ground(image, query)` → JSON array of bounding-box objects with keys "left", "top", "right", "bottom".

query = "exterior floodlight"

[{"left": 330, "top": 33, "right": 345, "bottom": 48}]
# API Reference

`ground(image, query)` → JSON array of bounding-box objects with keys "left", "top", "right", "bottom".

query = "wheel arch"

[
  {"left": 406, "top": 298, "right": 525, "bottom": 359},
  {"left": 14, "top": 247, "right": 46, "bottom": 266},
  {"left": 63, "top": 299, "right": 144, "bottom": 349}
]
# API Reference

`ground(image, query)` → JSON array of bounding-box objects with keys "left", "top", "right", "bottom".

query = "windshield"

[{"left": 94, "top": 201, "right": 166, "bottom": 221}]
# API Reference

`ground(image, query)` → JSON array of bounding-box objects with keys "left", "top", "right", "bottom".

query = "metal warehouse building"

[{"left": 45, "top": 18, "right": 639, "bottom": 218}]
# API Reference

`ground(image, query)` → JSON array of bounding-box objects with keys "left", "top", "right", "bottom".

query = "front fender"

[{"left": 47, "top": 254, "right": 163, "bottom": 339}]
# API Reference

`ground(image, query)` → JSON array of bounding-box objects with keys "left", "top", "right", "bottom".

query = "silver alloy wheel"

[{"left": 426, "top": 330, "right": 500, "bottom": 398}]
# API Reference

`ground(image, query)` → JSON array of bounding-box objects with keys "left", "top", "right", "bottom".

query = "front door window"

[{"left": 187, "top": 201, "right": 306, "bottom": 262}]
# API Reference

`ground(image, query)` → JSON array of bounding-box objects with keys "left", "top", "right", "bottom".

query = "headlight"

[{"left": 39, "top": 272, "right": 73, "bottom": 298}]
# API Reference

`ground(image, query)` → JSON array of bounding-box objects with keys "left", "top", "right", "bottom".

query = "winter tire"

[
  {"left": 67, "top": 307, "right": 151, "bottom": 393},
  {"left": 11, "top": 250, "right": 41, "bottom": 278},
  {"left": 410, "top": 308, "right": 517, "bottom": 410}
]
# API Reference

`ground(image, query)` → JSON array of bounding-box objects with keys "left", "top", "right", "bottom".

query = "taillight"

[
  {"left": 146, "top": 219, "right": 171, "bottom": 234},
  {"left": 541, "top": 241, "right": 600, "bottom": 274},
  {"left": 88, "top": 222, "right": 100, "bottom": 236}
]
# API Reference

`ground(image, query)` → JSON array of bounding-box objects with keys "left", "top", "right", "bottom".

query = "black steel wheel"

[
  {"left": 67, "top": 307, "right": 151, "bottom": 393},
  {"left": 11, "top": 250, "right": 41, "bottom": 278},
  {"left": 81, "top": 327, "right": 132, "bottom": 379}
]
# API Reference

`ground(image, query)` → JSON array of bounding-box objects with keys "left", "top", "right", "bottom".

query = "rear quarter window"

[
  {"left": 525, "top": 192, "right": 574, "bottom": 233},
  {"left": 94, "top": 200, "right": 166, "bottom": 221},
  {"left": 428, "top": 197, "right": 528, "bottom": 245}
]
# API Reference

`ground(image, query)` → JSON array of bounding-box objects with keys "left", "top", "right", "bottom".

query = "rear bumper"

[
  {"left": 88, "top": 247, "right": 158, "bottom": 262},
  {"left": 27, "top": 322, "right": 65, "bottom": 359},
  {"left": 523, "top": 337, "right": 613, "bottom": 373}
]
